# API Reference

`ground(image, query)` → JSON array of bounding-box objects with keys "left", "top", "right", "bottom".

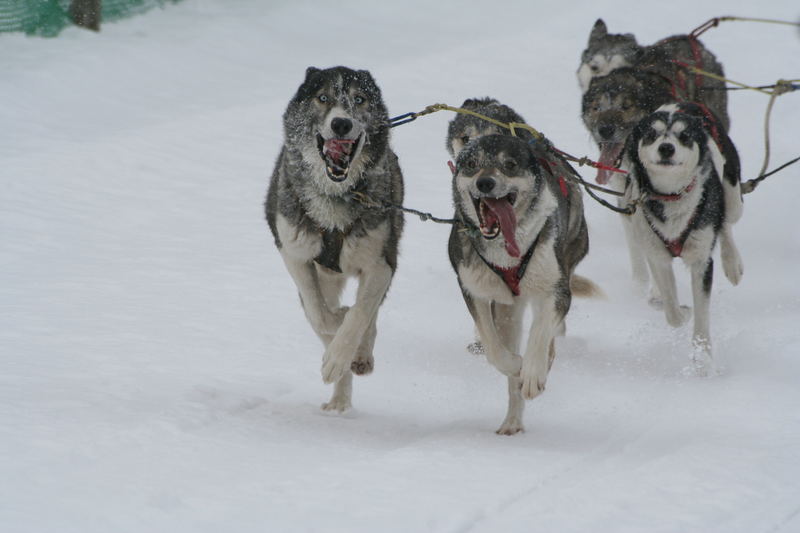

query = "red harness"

[{"left": 474, "top": 233, "right": 541, "bottom": 296}]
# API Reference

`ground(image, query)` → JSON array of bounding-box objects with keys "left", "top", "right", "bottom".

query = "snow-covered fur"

[
  {"left": 621, "top": 103, "right": 743, "bottom": 374},
  {"left": 448, "top": 135, "right": 594, "bottom": 434},
  {"left": 265, "top": 66, "right": 404, "bottom": 412}
]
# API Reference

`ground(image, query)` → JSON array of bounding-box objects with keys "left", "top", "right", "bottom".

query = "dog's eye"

[
  {"left": 678, "top": 131, "right": 693, "bottom": 147},
  {"left": 642, "top": 128, "right": 657, "bottom": 145},
  {"left": 502, "top": 160, "right": 518, "bottom": 173},
  {"left": 318, "top": 94, "right": 329, "bottom": 103},
  {"left": 465, "top": 159, "right": 478, "bottom": 171},
  {"left": 353, "top": 95, "right": 366, "bottom": 105},
  {"left": 621, "top": 101, "right": 632, "bottom": 111},
  {"left": 590, "top": 65, "right": 599, "bottom": 73},
  {"left": 460, "top": 135, "right": 470, "bottom": 145}
]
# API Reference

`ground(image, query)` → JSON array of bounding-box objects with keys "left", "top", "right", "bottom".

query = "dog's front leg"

[
  {"left": 281, "top": 255, "right": 345, "bottom": 336},
  {"left": 472, "top": 299, "right": 524, "bottom": 434},
  {"left": 647, "top": 256, "right": 690, "bottom": 328},
  {"left": 321, "top": 260, "right": 392, "bottom": 385},
  {"left": 620, "top": 213, "right": 650, "bottom": 290},
  {"left": 719, "top": 224, "right": 743, "bottom": 286},
  {"left": 521, "top": 295, "right": 564, "bottom": 400},
  {"left": 690, "top": 258, "right": 715, "bottom": 375},
  {"left": 472, "top": 299, "right": 523, "bottom": 377}
]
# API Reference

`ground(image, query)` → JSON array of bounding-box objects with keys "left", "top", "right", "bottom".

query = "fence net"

[{"left": 0, "top": 0, "right": 181, "bottom": 37}]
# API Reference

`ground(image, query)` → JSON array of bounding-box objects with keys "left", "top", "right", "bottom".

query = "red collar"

[{"left": 649, "top": 176, "right": 697, "bottom": 202}]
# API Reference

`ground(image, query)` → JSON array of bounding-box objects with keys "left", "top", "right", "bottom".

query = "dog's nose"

[
  {"left": 598, "top": 124, "right": 615, "bottom": 140},
  {"left": 476, "top": 177, "right": 495, "bottom": 194},
  {"left": 331, "top": 118, "right": 353, "bottom": 137},
  {"left": 658, "top": 143, "right": 675, "bottom": 159}
]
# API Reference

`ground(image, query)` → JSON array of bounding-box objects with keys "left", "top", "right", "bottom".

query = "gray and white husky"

[
  {"left": 577, "top": 19, "right": 641, "bottom": 93},
  {"left": 578, "top": 19, "right": 729, "bottom": 126},
  {"left": 620, "top": 103, "right": 743, "bottom": 373},
  {"left": 265, "top": 66, "right": 404, "bottom": 412},
  {"left": 448, "top": 134, "right": 598, "bottom": 434},
  {"left": 579, "top": 18, "right": 729, "bottom": 185}
]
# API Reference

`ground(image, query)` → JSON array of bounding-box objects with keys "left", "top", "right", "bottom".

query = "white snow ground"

[{"left": 1, "top": 1, "right": 799, "bottom": 531}]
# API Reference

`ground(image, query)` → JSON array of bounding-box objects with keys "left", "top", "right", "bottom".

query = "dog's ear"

[
  {"left": 305, "top": 67, "right": 320, "bottom": 80},
  {"left": 589, "top": 19, "right": 607, "bottom": 43},
  {"left": 357, "top": 69, "right": 375, "bottom": 83}
]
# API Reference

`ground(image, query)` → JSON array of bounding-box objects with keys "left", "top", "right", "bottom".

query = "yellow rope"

[
  {"left": 717, "top": 16, "right": 800, "bottom": 27},
  {"left": 417, "top": 104, "right": 546, "bottom": 140}
]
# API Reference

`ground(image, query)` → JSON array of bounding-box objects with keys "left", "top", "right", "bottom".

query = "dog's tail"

[{"left": 570, "top": 274, "right": 606, "bottom": 299}]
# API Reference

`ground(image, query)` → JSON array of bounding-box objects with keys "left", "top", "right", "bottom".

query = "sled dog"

[
  {"left": 265, "top": 66, "right": 404, "bottom": 412},
  {"left": 446, "top": 98, "right": 598, "bottom": 355},
  {"left": 579, "top": 18, "right": 729, "bottom": 185},
  {"left": 620, "top": 103, "right": 743, "bottom": 373},
  {"left": 448, "top": 134, "right": 597, "bottom": 434}
]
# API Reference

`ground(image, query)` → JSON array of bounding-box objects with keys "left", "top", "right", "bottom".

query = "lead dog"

[
  {"left": 449, "top": 134, "right": 597, "bottom": 434},
  {"left": 620, "top": 103, "right": 743, "bottom": 373},
  {"left": 265, "top": 66, "right": 404, "bottom": 412}
]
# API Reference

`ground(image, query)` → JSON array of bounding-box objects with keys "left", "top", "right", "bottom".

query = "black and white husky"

[
  {"left": 448, "top": 134, "right": 598, "bottom": 434},
  {"left": 621, "top": 103, "right": 743, "bottom": 373},
  {"left": 265, "top": 66, "right": 404, "bottom": 412}
]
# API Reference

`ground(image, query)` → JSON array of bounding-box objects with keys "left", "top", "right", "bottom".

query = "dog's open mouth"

[
  {"left": 473, "top": 193, "right": 520, "bottom": 258},
  {"left": 317, "top": 133, "right": 363, "bottom": 182},
  {"left": 596, "top": 142, "right": 624, "bottom": 185}
]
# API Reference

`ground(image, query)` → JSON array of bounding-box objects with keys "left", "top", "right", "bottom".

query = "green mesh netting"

[{"left": 0, "top": 0, "right": 182, "bottom": 37}]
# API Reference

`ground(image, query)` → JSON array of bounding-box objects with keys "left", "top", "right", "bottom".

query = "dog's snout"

[
  {"left": 658, "top": 143, "right": 675, "bottom": 159},
  {"left": 331, "top": 117, "right": 353, "bottom": 137},
  {"left": 476, "top": 177, "right": 496, "bottom": 194},
  {"left": 598, "top": 124, "right": 615, "bottom": 140}
]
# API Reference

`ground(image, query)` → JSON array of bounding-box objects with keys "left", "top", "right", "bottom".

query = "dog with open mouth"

[
  {"left": 448, "top": 134, "right": 599, "bottom": 434},
  {"left": 620, "top": 103, "right": 743, "bottom": 374},
  {"left": 265, "top": 66, "right": 404, "bottom": 412}
]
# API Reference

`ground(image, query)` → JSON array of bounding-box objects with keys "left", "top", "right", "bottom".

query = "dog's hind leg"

[
  {"left": 689, "top": 259, "right": 715, "bottom": 376},
  {"left": 719, "top": 224, "right": 743, "bottom": 286},
  {"left": 322, "top": 260, "right": 392, "bottom": 384},
  {"left": 647, "top": 256, "right": 690, "bottom": 328}
]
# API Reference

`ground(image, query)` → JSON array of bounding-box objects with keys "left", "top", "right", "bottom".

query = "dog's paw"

[
  {"left": 666, "top": 305, "right": 692, "bottom": 328},
  {"left": 686, "top": 339, "right": 717, "bottom": 378},
  {"left": 496, "top": 418, "right": 525, "bottom": 436},
  {"left": 320, "top": 396, "right": 351, "bottom": 413},
  {"left": 722, "top": 252, "right": 743, "bottom": 286},
  {"left": 350, "top": 354, "right": 374, "bottom": 376},
  {"left": 520, "top": 367, "right": 547, "bottom": 400},
  {"left": 467, "top": 340, "right": 485, "bottom": 355}
]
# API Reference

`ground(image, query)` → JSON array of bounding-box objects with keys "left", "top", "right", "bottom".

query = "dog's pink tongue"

[
  {"left": 596, "top": 142, "right": 623, "bottom": 185},
  {"left": 483, "top": 198, "right": 520, "bottom": 258},
  {"left": 324, "top": 138, "right": 354, "bottom": 166}
]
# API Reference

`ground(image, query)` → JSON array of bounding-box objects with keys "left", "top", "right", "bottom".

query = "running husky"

[
  {"left": 620, "top": 103, "right": 743, "bottom": 373},
  {"left": 449, "top": 134, "right": 597, "bottom": 434},
  {"left": 579, "top": 19, "right": 729, "bottom": 185},
  {"left": 446, "top": 98, "right": 595, "bottom": 355},
  {"left": 265, "top": 66, "right": 404, "bottom": 412},
  {"left": 578, "top": 19, "right": 729, "bottom": 126}
]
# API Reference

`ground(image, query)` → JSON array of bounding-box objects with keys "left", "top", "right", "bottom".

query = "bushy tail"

[{"left": 570, "top": 274, "right": 605, "bottom": 299}]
